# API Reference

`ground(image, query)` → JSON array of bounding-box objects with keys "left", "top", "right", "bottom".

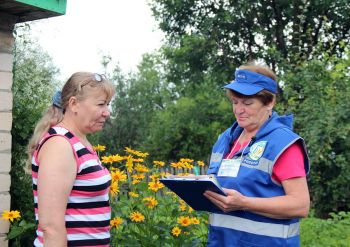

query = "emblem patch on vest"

[{"left": 248, "top": 141, "right": 267, "bottom": 161}]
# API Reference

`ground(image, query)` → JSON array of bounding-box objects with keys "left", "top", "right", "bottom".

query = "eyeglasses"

[
  {"left": 94, "top": 73, "right": 107, "bottom": 82},
  {"left": 81, "top": 73, "right": 108, "bottom": 88}
]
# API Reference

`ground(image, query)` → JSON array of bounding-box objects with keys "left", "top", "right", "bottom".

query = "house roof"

[{"left": 0, "top": 0, "right": 66, "bottom": 23}]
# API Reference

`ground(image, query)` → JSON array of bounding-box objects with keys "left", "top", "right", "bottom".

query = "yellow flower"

[
  {"left": 110, "top": 217, "right": 123, "bottom": 228},
  {"left": 172, "top": 226, "right": 182, "bottom": 237},
  {"left": 93, "top": 144, "right": 106, "bottom": 152},
  {"left": 191, "top": 217, "right": 200, "bottom": 225},
  {"left": 148, "top": 181, "right": 164, "bottom": 192},
  {"left": 110, "top": 181, "right": 119, "bottom": 196},
  {"left": 180, "top": 158, "right": 194, "bottom": 163},
  {"left": 149, "top": 174, "right": 159, "bottom": 181},
  {"left": 128, "top": 191, "right": 139, "bottom": 198},
  {"left": 124, "top": 147, "right": 149, "bottom": 158},
  {"left": 143, "top": 197, "right": 158, "bottom": 209},
  {"left": 153, "top": 160, "right": 165, "bottom": 167},
  {"left": 130, "top": 211, "right": 145, "bottom": 222},
  {"left": 179, "top": 199, "right": 193, "bottom": 212},
  {"left": 197, "top": 160, "right": 205, "bottom": 167},
  {"left": 132, "top": 173, "right": 145, "bottom": 180},
  {"left": 180, "top": 161, "right": 193, "bottom": 169},
  {"left": 177, "top": 216, "right": 191, "bottom": 227},
  {"left": 1, "top": 210, "right": 21, "bottom": 222},
  {"left": 111, "top": 154, "right": 126, "bottom": 162},
  {"left": 132, "top": 158, "right": 144, "bottom": 163},
  {"left": 111, "top": 169, "right": 127, "bottom": 183},
  {"left": 170, "top": 162, "right": 182, "bottom": 169},
  {"left": 125, "top": 147, "right": 135, "bottom": 153},
  {"left": 101, "top": 155, "right": 114, "bottom": 164},
  {"left": 179, "top": 204, "right": 187, "bottom": 211},
  {"left": 134, "top": 164, "right": 149, "bottom": 173},
  {"left": 126, "top": 155, "right": 134, "bottom": 173},
  {"left": 132, "top": 179, "right": 141, "bottom": 185}
]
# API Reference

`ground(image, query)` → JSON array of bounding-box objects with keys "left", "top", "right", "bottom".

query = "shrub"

[
  {"left": 96, "top": 146, "right": 209, "bottom": 246},
  {"left": 301, "top": 211, "right": 350, "bottom": 247}
]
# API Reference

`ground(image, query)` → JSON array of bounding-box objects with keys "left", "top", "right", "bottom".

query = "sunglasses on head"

[
  {"left": 81, "top": 73, "right": 108, "bottom": 88},
  {"left": 94, "top": 73, "right": 107, "bottom": 82}
]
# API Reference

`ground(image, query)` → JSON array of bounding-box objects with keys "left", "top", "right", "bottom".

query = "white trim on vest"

[{"left": 209, "top": 213, "right": 300, "bottom": 238}]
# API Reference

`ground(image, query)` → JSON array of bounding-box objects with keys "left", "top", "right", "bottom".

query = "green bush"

[
  {"left": 10, "top": 25, "right": 59, "bottom": 246},
  {"left": 279, "top": 53, "right": 350, "bottom": 217},
  {"left": 301, "top": 212, "right": 350, "bottom": 247}
]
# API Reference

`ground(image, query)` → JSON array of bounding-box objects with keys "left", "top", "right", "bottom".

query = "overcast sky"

[{"left": 28, "top": 0, "right": 164, "bottom": 81}]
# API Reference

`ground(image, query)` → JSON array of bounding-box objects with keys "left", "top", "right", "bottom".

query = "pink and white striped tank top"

[{"left": 32, "top": 126, "right": 111, "bottom": 246}]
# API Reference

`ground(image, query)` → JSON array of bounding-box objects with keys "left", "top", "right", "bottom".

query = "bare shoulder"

[
  {"left": 38, "top": 136, "right": 76, "bottom": 171},
  {"left": 41, "top": 135, "right": 71, "bottom": 149}
]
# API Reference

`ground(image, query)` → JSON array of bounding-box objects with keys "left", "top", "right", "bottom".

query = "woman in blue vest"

[{"left": 204, "top": 61, "right": 310, "bottom": 246}]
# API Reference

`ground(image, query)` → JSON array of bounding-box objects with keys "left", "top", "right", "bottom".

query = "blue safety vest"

[{"left": 206, "top": 112, "right": 309, "bottom": 247}]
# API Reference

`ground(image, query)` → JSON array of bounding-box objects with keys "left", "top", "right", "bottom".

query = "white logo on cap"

[{"left": 236, "top": 73, "right": 246, "bottom": 79}]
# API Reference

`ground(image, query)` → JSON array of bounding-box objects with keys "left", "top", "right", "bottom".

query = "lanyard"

[{"left": 227, "top": 131, "right": 252, "bottom": 159}]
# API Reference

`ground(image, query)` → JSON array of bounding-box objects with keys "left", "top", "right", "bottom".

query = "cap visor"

[{"left": 223, "top": 81, "right": 263, "bottom": 96}]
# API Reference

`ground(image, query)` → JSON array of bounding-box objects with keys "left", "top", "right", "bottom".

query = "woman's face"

[
  {"left": 230, "top": 95, "right": 272, "bottom": 132},
  {"left": 75, "top": 89, "right": 111, "bottom": 134}
]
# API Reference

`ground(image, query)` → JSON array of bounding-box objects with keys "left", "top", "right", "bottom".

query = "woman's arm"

[
  {"left": 204, "top": 176, "right": 310, "bottom": 219},
  {"left": 37, "top": 136, "right": 76, "bottom": 246}
]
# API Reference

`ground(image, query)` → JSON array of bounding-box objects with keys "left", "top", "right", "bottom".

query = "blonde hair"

[{"left": 27, "top": 72, "right": 115, "bottom": 163}]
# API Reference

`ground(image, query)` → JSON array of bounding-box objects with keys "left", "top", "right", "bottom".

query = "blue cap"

[{"left": 223, "top": 69, "right": 277, "bottom": 95}]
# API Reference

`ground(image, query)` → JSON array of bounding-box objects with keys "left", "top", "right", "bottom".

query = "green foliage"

[
  {"left": 161, "top": 35, "right": 228, "bottom": 92},
  {"left": 6, "top": 219, "right": 36, "bottom": 247},
  {"left": 1, "top": 210, "right": 35, "bottom": 247},
  {"left": 151, "top": 0, "right": 350, "bottom": 69},
  {"left": 278, "top": 52, "right": 350, "bottom": 217},
  {"left": 301, "top": 211, "right": 350, "bottom": 246},
  {"left": 10, "top": 24, "right": 59, "bottom": 245},
  {"left": 145, "top": 79, "right": 232, "bottom": 162},
  {"left": 94, "top": 53, "right": 173, "bottom": 153}
]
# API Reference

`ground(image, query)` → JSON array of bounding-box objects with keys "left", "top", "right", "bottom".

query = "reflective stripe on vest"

[
  {"left": 241, "top": 157, "right": 274, "bottom": 174},
  {"left": 209, "top": 213, "right": 300, "bottom": 238}
]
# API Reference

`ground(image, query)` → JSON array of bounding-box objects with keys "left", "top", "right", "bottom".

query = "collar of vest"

[{"left": 227, "top": 111, "right": 294, "bottom": 143}]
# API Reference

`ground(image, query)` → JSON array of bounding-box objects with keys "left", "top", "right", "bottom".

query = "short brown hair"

[{"left": 226, "top": 89, "right": 275, "bottom": 106}]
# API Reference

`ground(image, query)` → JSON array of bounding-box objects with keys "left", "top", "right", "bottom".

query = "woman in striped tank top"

[{"left": 27, "top": 72, "right": 115, "bottom": 246}]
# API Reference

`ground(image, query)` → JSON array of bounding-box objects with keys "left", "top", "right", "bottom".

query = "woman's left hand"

[{"left": 203, "top": 188, "right": 246, "bottom": 213}]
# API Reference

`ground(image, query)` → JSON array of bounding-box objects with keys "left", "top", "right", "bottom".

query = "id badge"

[{"left": 217, "top": 158, "right": 241, "bottom": 177}]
